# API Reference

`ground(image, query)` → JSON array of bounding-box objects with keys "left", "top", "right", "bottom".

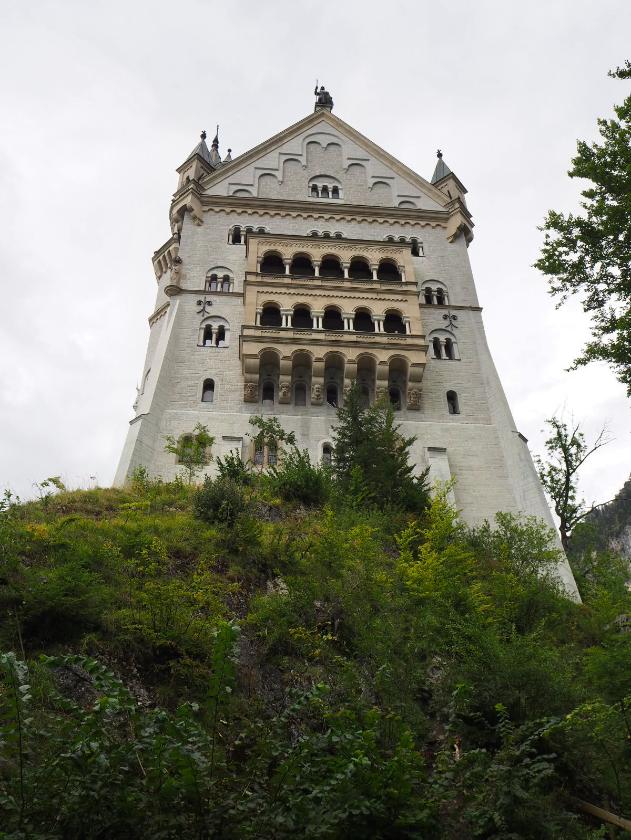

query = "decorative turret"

[
  {"left": 209, "top": 127, "right": 222, "bottom": 165},
  {"left": 176, "top": 129, "right": 219, "bottom": 189},
  {"left": 431, "top": 149, "right": 468, "bottom": 206}
]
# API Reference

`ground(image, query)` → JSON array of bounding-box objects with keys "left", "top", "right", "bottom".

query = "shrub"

[
  {"left": 266, "top": 448, "right": 330, "bottom": 507},
  {"left": 216, "top": 450, "right": 253, "bottom": 486},
  {"left": 193, "top": 476, "right": 246, "bottom": 526}
]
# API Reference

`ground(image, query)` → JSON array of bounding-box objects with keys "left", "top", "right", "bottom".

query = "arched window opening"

[
  {"left": 311, "top": 184, "right": 319, "bottom": 197},
  {"left": 262, "top": 382, "right": 275, "bottom": 407},
  {"left": 215, "top": 325, "right": 226, "bottom": 347},
  {"left": 231, "top": 226, "right": 242, "bottom": 245},
  {"left": 348, "top": 258, "right": 372, "bottom": 280},
  {"left": 292, "top": 306, "right": 313, "bottom": 329},
  {"left": 411, "top": 239, "right": 421, "bottom": 257},
  {"left": 326, "top": 384, "right": 338, "bottom": 407},
  {"left": 322, "top": 307, "right": 344, "bottom": 331},
  {"left": 260, "top": 304, "right": 282, "bottom": 327},
  {"left": 202, "top": 379, "right": 215, "bottom": 403},
  {"left": 447, "top": 390, "right": 460, "bottom": 415},
  {"left": 203, "top": 325, "right": 213, "bottom": 346},
  {"left": 222, "top": 275, "right": 231, "bottom": 292},
  {"left": 331, "top": 186, "right": 340, "bottom": 198},
  {"left": 432, "top": 337, "right": 442, "bottom": 358},
  {"left": 319, "top": 257, "right": 344, "bottom": 279},
  {"left": 353, "top": 309, "right": 375, "bottom": 333},
  {"left": 383, "top": 312, "right": 406, "bottom": 334},
  {"left": 322, "top": 443, "right": 332, "bottom": 466},
  {"left": 377, "top": 260, "right": 402, "bottom": 282},
  {"left": 208, "top": 274, "right": 218, "bottom": 291},
  {"left": 320, "top": 185, "right": 330, "bottom": 198},
  {"left": 294, "top": 382, "right": 307, "bottom": 406},
  {"left": 290, "top": 255, "right": 314, "bottom": 277},
  {"left": 444, "top": 338, "right": 455, "bottom": 360},
  {"left": 435, "top": 288, "right": 445, "bottom": 305},
  {"left": 424, "top": 287, "right": 433, "bottom": 304},
  {"left": 389, "top": 386, "right": 401, "bottom": 411},
  {"left": 260, "top": 253, "right": 285, "bottom": 274}
]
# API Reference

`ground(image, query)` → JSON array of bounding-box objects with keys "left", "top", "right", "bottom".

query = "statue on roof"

[{"left": 314, "top": 83, "right": 334, "bottom": 111}]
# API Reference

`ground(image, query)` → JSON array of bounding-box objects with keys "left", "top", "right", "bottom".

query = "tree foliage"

[
  {"left": 535, "top": 61, "right": 631, "bottom": 392},
  {"left": 164, "top": 422, "right": 214, "bottom": 483}
]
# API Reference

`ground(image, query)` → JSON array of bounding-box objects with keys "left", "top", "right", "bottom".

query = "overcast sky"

[{"left": 1, "top": 0, "right": 629, "bottom": 507}]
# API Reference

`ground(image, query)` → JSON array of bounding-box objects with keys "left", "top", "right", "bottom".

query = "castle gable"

[{"left": 203, "top": 112, "right": 446, "bottom": 211}]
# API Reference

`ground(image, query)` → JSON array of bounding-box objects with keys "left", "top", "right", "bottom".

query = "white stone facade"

[{"left": 114, "top": 105, "right": 579, "bottom": 598}]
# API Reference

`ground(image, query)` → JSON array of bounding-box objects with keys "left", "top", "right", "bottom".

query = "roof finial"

[
  {"left": 200, "top": 130, "right": 207, "bottom": 141},
  {"left": 314, "top": 82, "right": 334, "bottom": 112},
  {"left": 437, "top": 149, "right": 443, "bottom": 159},
  {"left": 212, "top": 125, "right": 219, "bottom": 148}
]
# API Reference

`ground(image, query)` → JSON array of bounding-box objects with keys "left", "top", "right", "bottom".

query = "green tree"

[
  {"left": 164, "top": 422, "right": 214, "bottom": 483},
  {"left": 535, "top": 61, "right": 631, "bottom": 393},
  {"left": 331, "top": 383, "right": 429, "bottom": 512},
  {"left": 535, "top": 416, "right": 611, "bottom": 551}
]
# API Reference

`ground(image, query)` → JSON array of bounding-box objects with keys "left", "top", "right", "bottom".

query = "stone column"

[
  {"left": 407, "top": 362, "right": 423, "bottom": 410},
  {"left": 312, "top": 310, "right": 324, "bottom": 330},
  {"left": 373, "top": 316, "right": 384, "bottom": 333},
  {"left": 342, "top": 263, "right": 350, "bottom": 279},
  {"left": 343, "top": 358, "right": 356, "bottom": 403},
  {"left": 255, "top": 309, "right": 262, "bottom": 326},
  {"left": 404, "top": 317, "right": 412, "bottom": 334},
  {"left": 283, "top": 259, "right": 291, "bottom": 275},
  {"left": 370, "top": 264, "right": 379, "bottom": 281},
  {"left": 313, "top": 261, "right": 320, "bottom": 277},
  {"left": 342, "top": 312, "right": 354, "bottom": 331},
  {"left": 376, "top": 361, "right": 389, "bottom": 403},
  {"left": 399, "top": 266, "right": 406, "bottom": 283},
  {"left": 281, "top": 309, "right": 292, "bottom": 328}
]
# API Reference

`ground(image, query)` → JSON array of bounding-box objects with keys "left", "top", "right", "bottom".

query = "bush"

[
  {"left": 216, "top": 450, "right": 254, "bottom": 486},
  {"left": 266, "top": 448, "right": 330, "bottom": 507},
  {"left": 193, "top": 476, "right": 246, "bottom": 526}
]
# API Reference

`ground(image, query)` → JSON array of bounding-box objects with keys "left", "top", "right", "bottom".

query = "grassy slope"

[{"left": 1, "top": 481, "right": 631, "bottom": 839}]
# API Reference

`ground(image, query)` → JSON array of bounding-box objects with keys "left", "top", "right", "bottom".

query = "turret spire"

[
  {"left": 210, "top": 125, "right": 221, "bottom": 164},
  {"left": 431, "top": 148, "right": 452, "bottom": 184}
]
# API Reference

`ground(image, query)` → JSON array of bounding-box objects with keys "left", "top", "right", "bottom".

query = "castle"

[{"left": 115, "top": 86, "right": 579, "bottom": 597}]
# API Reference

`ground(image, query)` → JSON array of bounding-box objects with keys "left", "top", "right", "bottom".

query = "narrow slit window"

[
  {"left": 202, "top": 379, "right": 215, "bottom": 402},
  {"left": 447, "top": 390, "right": 460, "bottom": 415}
]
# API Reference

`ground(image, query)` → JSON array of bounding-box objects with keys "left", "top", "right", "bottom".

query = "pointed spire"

[
  {"left": 224, "top": 148, "right": 232, "bottom": 163},
  {"left": 185, "top": 130, "right": 212, "bottom": 165},
  {"left": 209, "top": 124, "right": 221, "bottom": 164},
  {"left": 431, "top": 148, "right": 452, "bottom": 184}
]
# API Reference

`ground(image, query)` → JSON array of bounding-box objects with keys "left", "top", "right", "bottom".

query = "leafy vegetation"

[{"left": 1, "top": 465, "right": 630, "bottom": 838}]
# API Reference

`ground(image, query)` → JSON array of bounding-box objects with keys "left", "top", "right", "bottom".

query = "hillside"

[
  {"left": 1, "top": 471, "right": 631, "bottom": 839},
  {"left": 570, "top": 474, "right": 631, "bottom": 564}
]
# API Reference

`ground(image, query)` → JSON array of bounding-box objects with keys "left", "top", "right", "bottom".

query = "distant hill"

[{"left": 569, "top": 474, "right": 631, "bottom": 561}]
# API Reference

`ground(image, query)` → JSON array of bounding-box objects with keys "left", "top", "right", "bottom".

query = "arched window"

[
  {"left": 432, "top": 337, "right": 442, "bottom": 358},
  {"left": 203, "top": 325, "right": 213, "bottom": 346},
  {"left": 260, "top": 304, "right": 282, "bottom": 327},
  {"left": 322, "top": 443, "right": 332, "bottom": 466},
  {"left": 222, "top": 275, "right": 231, "bottom": 292},
  {"left": 320, "top": 185, "right": 329, "bottom": 198},
  {"left": 377, "top": 260, "right": 402, "bottom": 282},
  {"left": 215, "top": 325, "right": 226, "bottom": 347},
  {"left": 262, "top": 382, "right": 275, "bottom": 407},
  {"left": 447, "top": 390, "right": 460, "bottom": 415},
  {"left": 435, "top": 288, "right": 445, "bottom": 305},
  {"left": 319, "top": 257, "right": 344, "bottom": 279},
  {"left": 349, "top": 258, "right": 372, "bottom": 280},
  {"left": 383, "top": 312, "right": 406, "bottom": 334},
  {"left": 311, "top": 184, "right": 319, "bottom": 197},
  {"left": 326, "top": 384, "right": 338, "bottom": 407},
  {"left": 444, "top": 338, "right": 455, "bottom": 360},
  {"left": 208, "top": 274, "right": 218, "bottom": 291},
  {"left": 424, "top": 287, "right": 433, "bottom": 304},
  {"left": 294, "top": 382, "right": 307, "bottom": 406},
  {"left": 292, "top": 307, "right": 313, "bottom": 329},
  {"left": 322, "top": 307, "right": 344, "bottom": 331},
  {"left": 353, "top": 309, "right": 375, "bottom": 333},
  {"left": 411, "top": 238, "right": 421, "bottom": 257},
  {"left": 389, "top": 386, "right": 401, "bottom": 411},
  {"left": 201, "top": 379, "right": 215, "bottom": 403},
  {"left": 290, "top": 255, "right": 313, "bottom": 277},
  {"left": 260, "top": 253, "right": 285, "bottom": 274},
  {"left": 231, "top": 226, "right": 242, "bottom": 245},
  {"left": 331, "top": 186, "right": 339, "bottom": 198}
]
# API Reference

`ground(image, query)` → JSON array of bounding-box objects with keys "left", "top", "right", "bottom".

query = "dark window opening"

[
  {"left": 231, "top": 226, "right": 242, "bottom": 244},
  {"left": 432, "top": 337, "right": 442, "bottom": 358},
  {"left": 322, "top": 444, "right": 332, "bottom": 466},
  {"left": 203, "top": 325, "right": 213, "bottom": 346},
  {"left": 320, "top": 185, "right": 329, "bottom": 198},
  {"left": 319, "top": 257, "right": 344, "bottom": 279},
  {"left": 377, "top": 260, "right": 401, "bottom": 282},
  {"left": 435, "top": 289, "right": 445, "bottom": 305},
  {"left": 444, "top": 338, "right": 454, "bottom": 360},
  {"left": 260, "top": 253, "right": 285, "bottom": 274},
  {"left": 208, "top": 274, "right": 218, "bottom": 291},
  {"left": 290, "top": 255, "right": 313, "bottom": 277},
  {"left": 411, "top": 239, "right": 421, "bottom": 257},
  {"left": 389, "top": 386, "right": 401, "bottom": 410},
  {"left": 353, "top": 310, "right": 375, "bottom": 332},
  {"left": 267, "top": 445, "right": 277, "bottom": 466},
  {"left": 326, "top": 384, "right": 338, "bottom": 407},
  {"left": 322, "top": 308, "right": 344, "bottom": 331},
  {"left": 424, "top": 287, "right": 433, "bottom": 304},
  {"left": 215, "top": 325, "right": 226, "bottom": 347},
  {"left": 261, "top": 305, "right": 282, "bottom": 327},
  {"left": 383, "top": 313, "right": 406, "bottom": 334},
  {"left": 294, "top": 383, "right": 307, "bottom": 406},
  {"left": 348, "top": 259, "right": 372, "bottom": 280},
  {"left": 292, "top": 307, "right": 313, "bottom": 329},
  {"left": 202, "top": 378, "right": 215, "bottom": 403},
  {"left": 447, "top": 390, "right": 460, "bottom": 415},
  {"left": 262, "top": 382, "right": 275, "bottom": 406},
  {"left": 222, "top": 275, "right": 231, "bottom": 292},
  {"left": 311, "top": 184, "right": 319, "bottom": 197},
  {"left": 331, "top": 186, "right": 339, "bottom": 198},
  {"left": 254, "top": 445, "right": 264, "bottom": 465}
]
